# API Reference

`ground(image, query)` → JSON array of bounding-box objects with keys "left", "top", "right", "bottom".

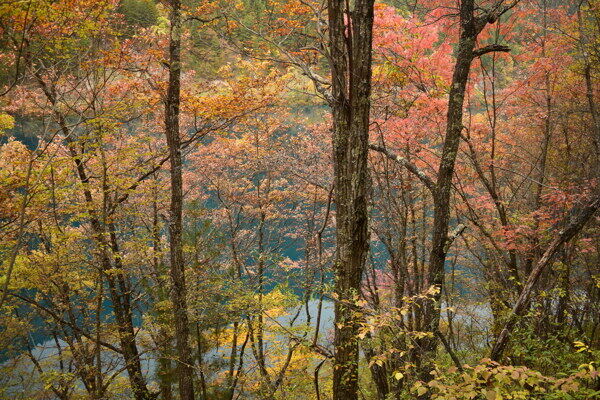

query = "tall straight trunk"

[
  {"left": 327, "top": 0, "right": 375, "bottom": 399},
  {"left": 165, "top": 1, "right": 195, "bottom": 399},
  {"left": 585, "top": 65, "right": 600, "bottom": 165},
  {"left": 153, "top": 188, "right": 173, "bottom": 400},
  {"left": 525, "top": 0, "right": 552, "bottom": 277},
  {"left": 157, "top": 331, "right": 173, "bottom": 400},
  {"left": 578, "top": 4, "right": 600, "bottom": 164}
]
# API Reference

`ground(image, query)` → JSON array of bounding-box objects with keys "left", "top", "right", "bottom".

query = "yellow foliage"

[{"left": 0, "top": 113, "right": 15, "bottom": 135}]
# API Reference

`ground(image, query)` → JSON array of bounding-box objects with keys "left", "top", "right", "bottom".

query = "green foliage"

[
  {"left": 508, "top": 324, "right": 593, "bottom": 376},
  {"left": 0, "top": 113, "right": 14, "bottom": 136},
  {"left": 117, "top": 0, "right": 159, "bottom": 31},
  {"left": 414, "top": 359, "right": 600, "bottom": 400}
]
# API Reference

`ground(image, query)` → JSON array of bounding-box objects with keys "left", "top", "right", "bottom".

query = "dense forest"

[{"left": 1, "top": 0, "right": 600, "bottom": 399}]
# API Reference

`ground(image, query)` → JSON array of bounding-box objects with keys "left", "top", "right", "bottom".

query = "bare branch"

[
  {"left": 444, "top": 223, "right": 466, "bottom": 252},
  {"left": 472, "top": 44, "right": 511, "bottom": 58},
  {"left": 369, "top": 144, "right": 436, "bottom": 194}
]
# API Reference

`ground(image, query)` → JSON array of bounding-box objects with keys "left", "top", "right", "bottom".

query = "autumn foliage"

[{"left": 0, "top": 0, "right": 599, "bottom": 399}]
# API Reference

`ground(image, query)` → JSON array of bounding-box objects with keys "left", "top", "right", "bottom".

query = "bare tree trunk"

[
  {"left": 157, "top": 331, "right": 173, "bottom": 400},
  {"left": 364, "top": 343, "right": 389, "bottom": 400},
  {"left": 151, "top": 186, "right": 173, "bottom": 400},
  {"left": 327, "top": 0, "right": 375, "bottom": 399},
  {"left": 165, "top": 1, "right": 195, "bottom": 399},
  {"left": 585, "top": 65, "right": 600, "bottom": 162},
  {"left": 578, "top": 2, "right": 600, "bottom": 163}
]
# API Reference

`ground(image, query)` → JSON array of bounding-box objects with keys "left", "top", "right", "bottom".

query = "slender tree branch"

[
  {"left": 435, "top": 330, "right": 464, "bottom": 371},
  {"left": 4, "top": 291, "right": 122, "bottom": 354},
  {"left": 369, "top": 144, "right": 436, "bottom": 194}
]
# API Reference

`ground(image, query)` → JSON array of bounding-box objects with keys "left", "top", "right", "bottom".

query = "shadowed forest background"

[{"left": 1, "top": 0, "right": 600, "bottom": 399}]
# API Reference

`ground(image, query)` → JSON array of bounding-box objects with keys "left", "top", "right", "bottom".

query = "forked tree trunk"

[{"left": 417, "top": 0, "right": 479, "bottom": 382}]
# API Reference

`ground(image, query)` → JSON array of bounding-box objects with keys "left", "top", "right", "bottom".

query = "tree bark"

[
  {"left": 417, "top": 0, "right": 478, "bottom": 381},
  {"left": 417, "top": 0, "right": 514, "bottom": 386},
  {"left": 165, "top": 1, "right": 195, "bottom": 399},
  {"left": 327, "top": 0, "right": 375, "bottom": 399},
  {"left": 34, "top": 75, "right": 153, "bottom": 400}
]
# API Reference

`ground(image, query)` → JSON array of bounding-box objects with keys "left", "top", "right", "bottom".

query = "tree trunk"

[
  {"left": 165, "top": 1, "right": 195, "bottom": 399},
  {"left": 418, "top": 0, "right": 478, "bottom": 381},
  {"left": 417, "top": 0, "right": 513, "bottom": 385},
  {"left": 327, "top": 0, "right": 375, "bottom": 399},
  {"left": 35, "top": 76, "right": 152, "bottom": 400}
]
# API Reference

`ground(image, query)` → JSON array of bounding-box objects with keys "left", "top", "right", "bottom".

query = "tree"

[
  {"left": 163, "top": 0, "right": 196, "bottom": 399},
  {"left": 326, "top": 0, "right": 376, "bottom": 398}
]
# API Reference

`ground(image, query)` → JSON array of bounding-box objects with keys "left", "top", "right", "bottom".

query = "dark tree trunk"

[
  {"left": 152, "top": 190, "right": 173, "bottom": 400},
  {"left": 165, "top": 1, "right": 195, "bottom": 399},
  {"left": 327, "top": 0, "right": 375, "bottom": 399},
  {"left": 364, "top": 343, "right": 389, "bottom": 400},
  {"left": 418, "top": 0, "right": 478, "bottom": 381},
  {"left": 416, "top": 0, "right": 513, "bottom": 386}
]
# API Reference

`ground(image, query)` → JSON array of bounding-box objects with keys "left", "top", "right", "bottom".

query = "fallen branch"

[{"left": 490, "top": 191, "right": 600, "bottom": 361}]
